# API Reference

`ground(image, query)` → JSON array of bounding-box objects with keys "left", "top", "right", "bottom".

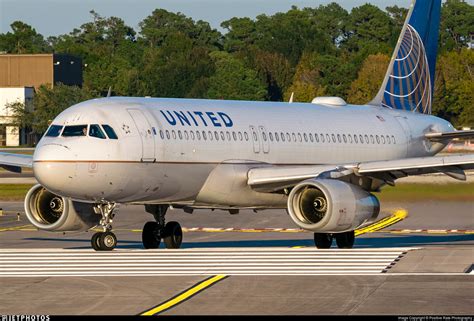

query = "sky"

[{"left": 1, "top": 0, "right": 473, "bottom": 37}]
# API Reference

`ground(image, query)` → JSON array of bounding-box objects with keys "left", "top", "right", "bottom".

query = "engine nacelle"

[
  {"left": 287, "top": 179, "right": 380, "bottom": 233},
  {"left": 24, "top": 184, "right": 100, "bottom": 232}
]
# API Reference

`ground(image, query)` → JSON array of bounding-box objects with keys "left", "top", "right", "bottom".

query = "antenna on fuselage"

[
  {"left": 289, "top": 92, "right": 294, "bottom": 104},
  {"left": 106, "top": 86, "right": 112, "bottom": 98}
]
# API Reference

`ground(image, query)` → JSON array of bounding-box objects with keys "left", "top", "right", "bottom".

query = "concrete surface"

[{"left": 0, "top": 201, "right": 472, "bottom": 315}]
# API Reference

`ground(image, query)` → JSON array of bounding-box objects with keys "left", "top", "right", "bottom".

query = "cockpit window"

[
  {"left": 102, "top": 125, "right": 118, "bottom": 139},
  {"left": 62, "top": 125, "right": 87, "bottom": 137},
  {"left": 89, "top": 124, "right": 106, "bottom": 139},
  {"left": 45, "top": 125, "right": 63, "bottom": 137}
]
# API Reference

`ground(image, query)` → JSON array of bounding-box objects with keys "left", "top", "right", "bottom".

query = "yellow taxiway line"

[{"left": 140, "top": 274, "right": 228, "bottom": 316}]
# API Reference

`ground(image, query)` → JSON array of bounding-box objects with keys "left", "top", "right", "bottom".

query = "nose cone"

[{"left": 33, "top": 144, "right": 76, "bottom": 195}]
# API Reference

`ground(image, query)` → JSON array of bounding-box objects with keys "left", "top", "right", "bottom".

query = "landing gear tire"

[
  {"left": 99, "top": 231, "right": 117, "bottom": 251},
  {"left": 335, "top": 231, "right": 355, "bottom": 249},
  {"left": 91, "top": 231, "right": 117, "bottom": 251},
  {"left": 314, "top": 233, "right": 333, "bottom": 249},
  {"left": 163, "top": 221, "right": 183, "bottom": 249},
  {"left": 142, "top": 221, "right": 161, "bottom": 249},
  {"left": 91, "top": 232, "right": 101, "bottom": 251}
]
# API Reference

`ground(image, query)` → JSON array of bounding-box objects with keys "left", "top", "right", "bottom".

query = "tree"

[
  {"left": 347, "top": 53, "right": 390, "bottom": 105},
  {"left": 206, "top": 52, "right": 267, "bottom": 101},
  {"left": 439, "top": 0, "right": 474, "bottom": 52},
  {"left": 0, "top": 21, "right": 50, "bottom": 53},
  {"left": 343, "top": 4, "right": 393, "bottom": 55},
  {"left": 8, "top": 84, "right": 95, "bottom": 134},
  {"left": 239, "top": 48, "right": 293, "bottom": 101},
  {"left": 434, "top": 49, "right": 474, "bottom": 127},
  {"left": 284, "top": 52, "right": 327, "bottom": 102},
  {"left": 137, "top": 33, "right": 215, "bottom": 98},
  {"left": 139, "top": 9, "right": 221, "bottom": 49}
]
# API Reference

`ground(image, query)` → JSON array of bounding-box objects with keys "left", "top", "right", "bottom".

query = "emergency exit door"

[{"left": 127, "top": 109, "right": 156, "bottom": 162}]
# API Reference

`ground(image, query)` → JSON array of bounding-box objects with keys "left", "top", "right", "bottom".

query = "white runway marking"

[{"left": 0, "top": 248, "right": 414, "bottom": 277}]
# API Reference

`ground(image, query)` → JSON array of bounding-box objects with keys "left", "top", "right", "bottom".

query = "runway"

[{"left": 0, "top": 201, "right": 472, "bottom": 315}]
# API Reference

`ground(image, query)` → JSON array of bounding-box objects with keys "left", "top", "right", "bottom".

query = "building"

[
  {"left": 0, "top": 53, "right": 82, "bottom": 146},
  {"left": 0, "top": 53, "right": 83, "bottom": 88},
  {"left": 0, "top": 87, "right": 34, "bottom": 146}
]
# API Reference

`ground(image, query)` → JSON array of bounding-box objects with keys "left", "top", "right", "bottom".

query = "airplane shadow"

[{"left": 24, "top": 233, "right": 474, "bottom": 250}]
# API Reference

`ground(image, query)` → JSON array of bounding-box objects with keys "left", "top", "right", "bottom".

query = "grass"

[
  {"left": 0, "top": 183, "right": 473, "bottom": 203},
  {"left": 0, "top": 184, "right": 34, "bottom": 202},
  {"left": 377, "top": 183, "right": 474, "bottom": 202}
]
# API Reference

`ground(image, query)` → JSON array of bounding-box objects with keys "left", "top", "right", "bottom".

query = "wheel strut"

[{"left": 91, "top": 202, "right": 118, "bottom": 251}]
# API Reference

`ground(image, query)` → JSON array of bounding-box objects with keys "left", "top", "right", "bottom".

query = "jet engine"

[
  {"left": 24, "top": 184, "right": 100, "bottom": 232},
  {"left": 287, "top": 179, "right": 380, "bottom": 233}
]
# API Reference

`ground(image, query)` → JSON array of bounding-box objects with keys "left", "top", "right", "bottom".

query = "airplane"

[{"left": 1, "top": 0, "right": 473, "bottom": 251}]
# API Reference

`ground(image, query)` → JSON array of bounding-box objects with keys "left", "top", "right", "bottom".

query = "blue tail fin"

[{"left": 370, "top": 0, "right": 441, "bottom": 114}]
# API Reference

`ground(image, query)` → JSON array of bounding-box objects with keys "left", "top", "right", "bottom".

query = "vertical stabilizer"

[{"left": 370, "top": 0, "right": 441, "bottom": 114}]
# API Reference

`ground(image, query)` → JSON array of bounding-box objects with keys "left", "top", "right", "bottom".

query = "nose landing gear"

[
  {"left": 142, "top": 205, "right": 183, "bottom": 249},
  {"left": 91, "top": 202, "right": 118, "bottom": 251}
]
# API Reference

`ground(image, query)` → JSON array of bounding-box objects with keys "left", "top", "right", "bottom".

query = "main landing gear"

[
  {"left": 91, "top": 202, "right": 118, "bottom": 251},
  {"left": 142, "top": 205, "right": 183, "bottom": 249},
  {"left": 314, "top": 231, "right": 355, "bottom": 249}
]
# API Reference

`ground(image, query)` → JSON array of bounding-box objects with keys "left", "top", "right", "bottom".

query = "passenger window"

[
  {"left": 209, "top": 131, "right": 213, "bottom": 140},
  {"left": 45, "top": 125, "right": 63, "bottom": 137},
  {"left": 214, "top": 131, "right": 219, "bottom": 141},
  {"left": 238, "top": 132, "right": 243, "bottom": 141},
  {"left": 326, "top": 134, "right": 330, "bottom": 143},
  {"left": 309, "top": 133, "right": 313, "bottom": 142},
  {"left": 370, "top": 135, "right": 374, "bottom": 144},
  {"left": 392, "top": 135, "right": 396, "bottom": 144},
  {"left": 89, "top": 124, "right": 106, "bottom": 139},
  {"left": 275, "top": 133, "right": 279, "bottom": 142},
  {"left": 226, "top": 132, "right": 230, "bottom": 141},
  {"left": 269, "top": 132, "right": 273, "bottom": 142},
  {"left": 184, "top": 131, "right": 189, "bottom": 140},
  {"left": 376, "top": 135, "right": 380, "bottom": 144},
  {"left": 102, "top": 125, "right": 118, "bottom": 139},
  {"left": 262, "top": 132, "right": 267, "bottom": 141},
  {"left": 315, "top": 133, "right": 319, "bottom": 143},
  {"left": 337, "top": 134, "right": 341, "bottom": 143},
  {"left": 232, "top": 132, "right": 237, "bottom": 141},
  {"left": 178, "top": 130, "right": 182, "bottom": 140},
  {"left": 62, "top": 125, "right": 87, "bottom": 137},
  {"left": 332, "top": 134, "right": 336, "bottom": 143},
  {"left": 196, "top": 131, "right": 201, "bottom": 140},
  {"left": 159, "top": 130, "right": 164, "bottom": 139},
  {"left": 245, "top": 132, "right": 249, "bottom": 141},
  {"left": 190, "top": 131, "right": 194, "bottom": 140},
  {"left": 365, "top": 135, "right": 369, "bottom": 144},
  {"left": 172, "top": 130, "right": 176, "bottom": 139},
  {"left": 166, "top": 130, "right": 170, "bottom": 139},
  {"left": 281, "top": 133, "right": 285, "bottom": 142},
  {"left": 354, "top": 135, "right": 358, "bottom": 144},
  {"left": 298, "top": 133, "right": 302, "bottom": 142},
  {"left": 381, "top": 135, "right": 385, "bottom": 144}
]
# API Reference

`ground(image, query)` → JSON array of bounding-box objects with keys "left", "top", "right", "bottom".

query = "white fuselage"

[{"left": 33, "top": 97, "right": 452, "bottom": 206}]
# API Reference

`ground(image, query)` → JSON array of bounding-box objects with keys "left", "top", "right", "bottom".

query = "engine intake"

[
  {"left": 287, "top": 179, "right": 380, "bottom": 233},
  {"left": 25, "top": 184, "right": 100, "bottom": 232}
]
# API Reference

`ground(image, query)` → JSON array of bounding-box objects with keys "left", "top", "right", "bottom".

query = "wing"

[
  {"left": 247, "top": 154, "right": 474, "bottom": 192},
  {"left": 0, "top": 152, "right": 33, "bottom": 173},
  {"left": 425, "top": 130, "right": 474, "bottom": 141}
]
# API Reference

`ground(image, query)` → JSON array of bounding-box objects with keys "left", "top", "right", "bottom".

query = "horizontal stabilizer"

[{"left": 425, "top": 130, "right": 474, "bottom": 141}]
